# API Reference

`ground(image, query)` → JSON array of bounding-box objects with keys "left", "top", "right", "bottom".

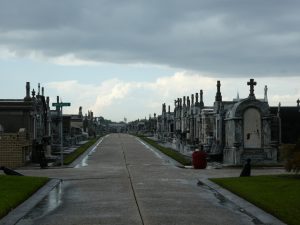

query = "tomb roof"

[{"left": 226, "top": 97, "right": 270, "bottom": 119}]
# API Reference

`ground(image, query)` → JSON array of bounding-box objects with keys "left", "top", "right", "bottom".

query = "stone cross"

[
  {"left": 32, "top": 89, "right": 36, "bottom": 98},
  {"left": 247, "top": 79, "right": 257, "bottom": 97},
  {"left": 297, "top": 99, "right": 300, "bottom": 108},
  {"left": 56, "top": 96, "right": 60, "bottom": 111}
]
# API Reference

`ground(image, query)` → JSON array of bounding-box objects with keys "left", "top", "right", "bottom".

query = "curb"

[
  {"left": 199, "top": 178, "right": 286, "bottom": 225},
  {"left": 0, "top": 179, "right": 61, "bottom": 225},
  {"left": 136, "top": 137, "right": 183, "bottom": 167},
  {"left": 70, "top": 135, "right": 106, "bottom": 168}
]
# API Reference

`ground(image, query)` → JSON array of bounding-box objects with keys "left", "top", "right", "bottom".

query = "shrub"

[{"left": 281, "top": 140, "right": 300, "bottom": 173}]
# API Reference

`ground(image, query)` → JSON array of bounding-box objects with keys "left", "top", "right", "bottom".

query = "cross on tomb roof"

[
  {"left": 32, "top": 89, "right": 36, "bottom": 98},
  {"left": 247, "top": 78, "right": 257, "bottom": 97}
]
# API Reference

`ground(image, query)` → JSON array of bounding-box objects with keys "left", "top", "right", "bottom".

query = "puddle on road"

[
  {"left": 75, "top": 154, "right": 89, "bottom": 168},
  {"left": 16, "top": 182, "right": 63, "bottom": 224},
  {"left": 74, "top": 138, "right": 104, "bottom": 168},
  {"left": 16, "top": 137, "right": 106, "bottom": 224}
]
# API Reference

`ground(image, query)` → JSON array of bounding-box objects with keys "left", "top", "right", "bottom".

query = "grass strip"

[
  {"left": 0, "top": 175, "right": 49, "bottom": 219},
  {"left": 63, "top": 136, "right": 101, "bottom": 165},
  {"left": 138, "top": 135, "right": 191, "bottom": 166},
  {"left": 210, "top": 175, "right": 300, "bottom": 225}
]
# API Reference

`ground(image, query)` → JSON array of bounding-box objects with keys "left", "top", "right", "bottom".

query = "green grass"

[
  {"left": 138, "top": 136, "right": 191, "bottom": 166},
  {"left": 0, "top": 175, "right": 49, "bottom": 219},
  {"left": 210, "top": 175, "right": 300, "bottom": 225},
  {"left": 63, "top": 136, "right": 101, "bottom": 165}
]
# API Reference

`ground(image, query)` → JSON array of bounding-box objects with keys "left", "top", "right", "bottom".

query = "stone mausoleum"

[
  {"left": 0, "top": 82, "right": 51, "bottom": 167},
  {"left": 153, "top": 79, "right": 280, "bottom": 165}
]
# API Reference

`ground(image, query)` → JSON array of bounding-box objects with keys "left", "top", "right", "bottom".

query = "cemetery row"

[
  {"left": 128, "top": 79, "right": 300, "bottom": 165},
  {"left": 0, "top": 82, "right": 117, "bottom": 168}
]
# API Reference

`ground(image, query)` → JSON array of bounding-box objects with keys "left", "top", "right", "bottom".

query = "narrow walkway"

[{"left": 12, "top": 134, "right": 283, "bottom": 225}]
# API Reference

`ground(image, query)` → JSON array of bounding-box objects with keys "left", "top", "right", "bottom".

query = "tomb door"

[{"left": 243, "top": 108, "right": 261, "bottom": 148}]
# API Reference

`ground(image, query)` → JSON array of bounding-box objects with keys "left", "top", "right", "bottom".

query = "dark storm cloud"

[{"left": 0, "top": 0, "right": 300, "bottom": 76}]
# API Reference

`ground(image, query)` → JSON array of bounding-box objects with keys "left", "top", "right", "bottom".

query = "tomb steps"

[{"left": 241, "top": 149, "right": 266, "bottom": 163}]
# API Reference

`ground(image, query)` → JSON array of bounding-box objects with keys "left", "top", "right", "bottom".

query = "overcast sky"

[{"left": 0, "top": 1, "right": 300, "bottom": 121}]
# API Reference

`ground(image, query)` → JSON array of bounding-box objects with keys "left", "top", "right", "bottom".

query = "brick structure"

[
  {"left": 0, "top": 82, "right": 51, "bottom": 165},
  {"left": 0, "top": 132, "right": 31, "bottom": 168}
]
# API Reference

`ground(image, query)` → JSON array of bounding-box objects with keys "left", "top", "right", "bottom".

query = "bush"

[{"left": 281, "top": 140, "right": 300, "bottom": 173}]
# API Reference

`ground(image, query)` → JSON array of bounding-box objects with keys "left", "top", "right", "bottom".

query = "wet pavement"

[
  {"left": 16, "top": 183, "right": 63, "bottom": 225},
  {"left": 1, "top": 134, "right": 286, "bottom": 225}
]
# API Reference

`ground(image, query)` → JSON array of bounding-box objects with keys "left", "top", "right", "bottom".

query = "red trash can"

[{"left": 192, "top": 150, "right": 207, "bottom": 169}]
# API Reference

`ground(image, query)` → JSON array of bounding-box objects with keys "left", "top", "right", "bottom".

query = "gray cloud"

[{"left": 0, "top": 0, "right": 300, "bottom": 76}]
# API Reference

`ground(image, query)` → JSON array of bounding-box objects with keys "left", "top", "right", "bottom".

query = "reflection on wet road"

[
  {"left": 16, "top": 182, "right": 63, "bottom": 225},
  {"left": 74, "top": 137, "right": 104, "bottom": 168},
  {"left": 16, "top": 137, "right": 105, "bottom": 224}
]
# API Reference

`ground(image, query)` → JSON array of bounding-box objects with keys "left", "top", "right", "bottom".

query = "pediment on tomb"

[{"left": 226, "top": 98, "right": 270, "bottom": 119}]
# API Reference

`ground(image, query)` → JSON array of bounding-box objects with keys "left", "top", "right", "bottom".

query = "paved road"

[{"left": 12, "top": 134, "right": 285, "bottom": 225}]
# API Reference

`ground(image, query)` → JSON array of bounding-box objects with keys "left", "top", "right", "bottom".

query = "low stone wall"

[
  {"left": 0, "top": 132, "right": 31, "bottom": 168},
  {"left": 147, "top": 136, "right": 193, "bottom": 157}
]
